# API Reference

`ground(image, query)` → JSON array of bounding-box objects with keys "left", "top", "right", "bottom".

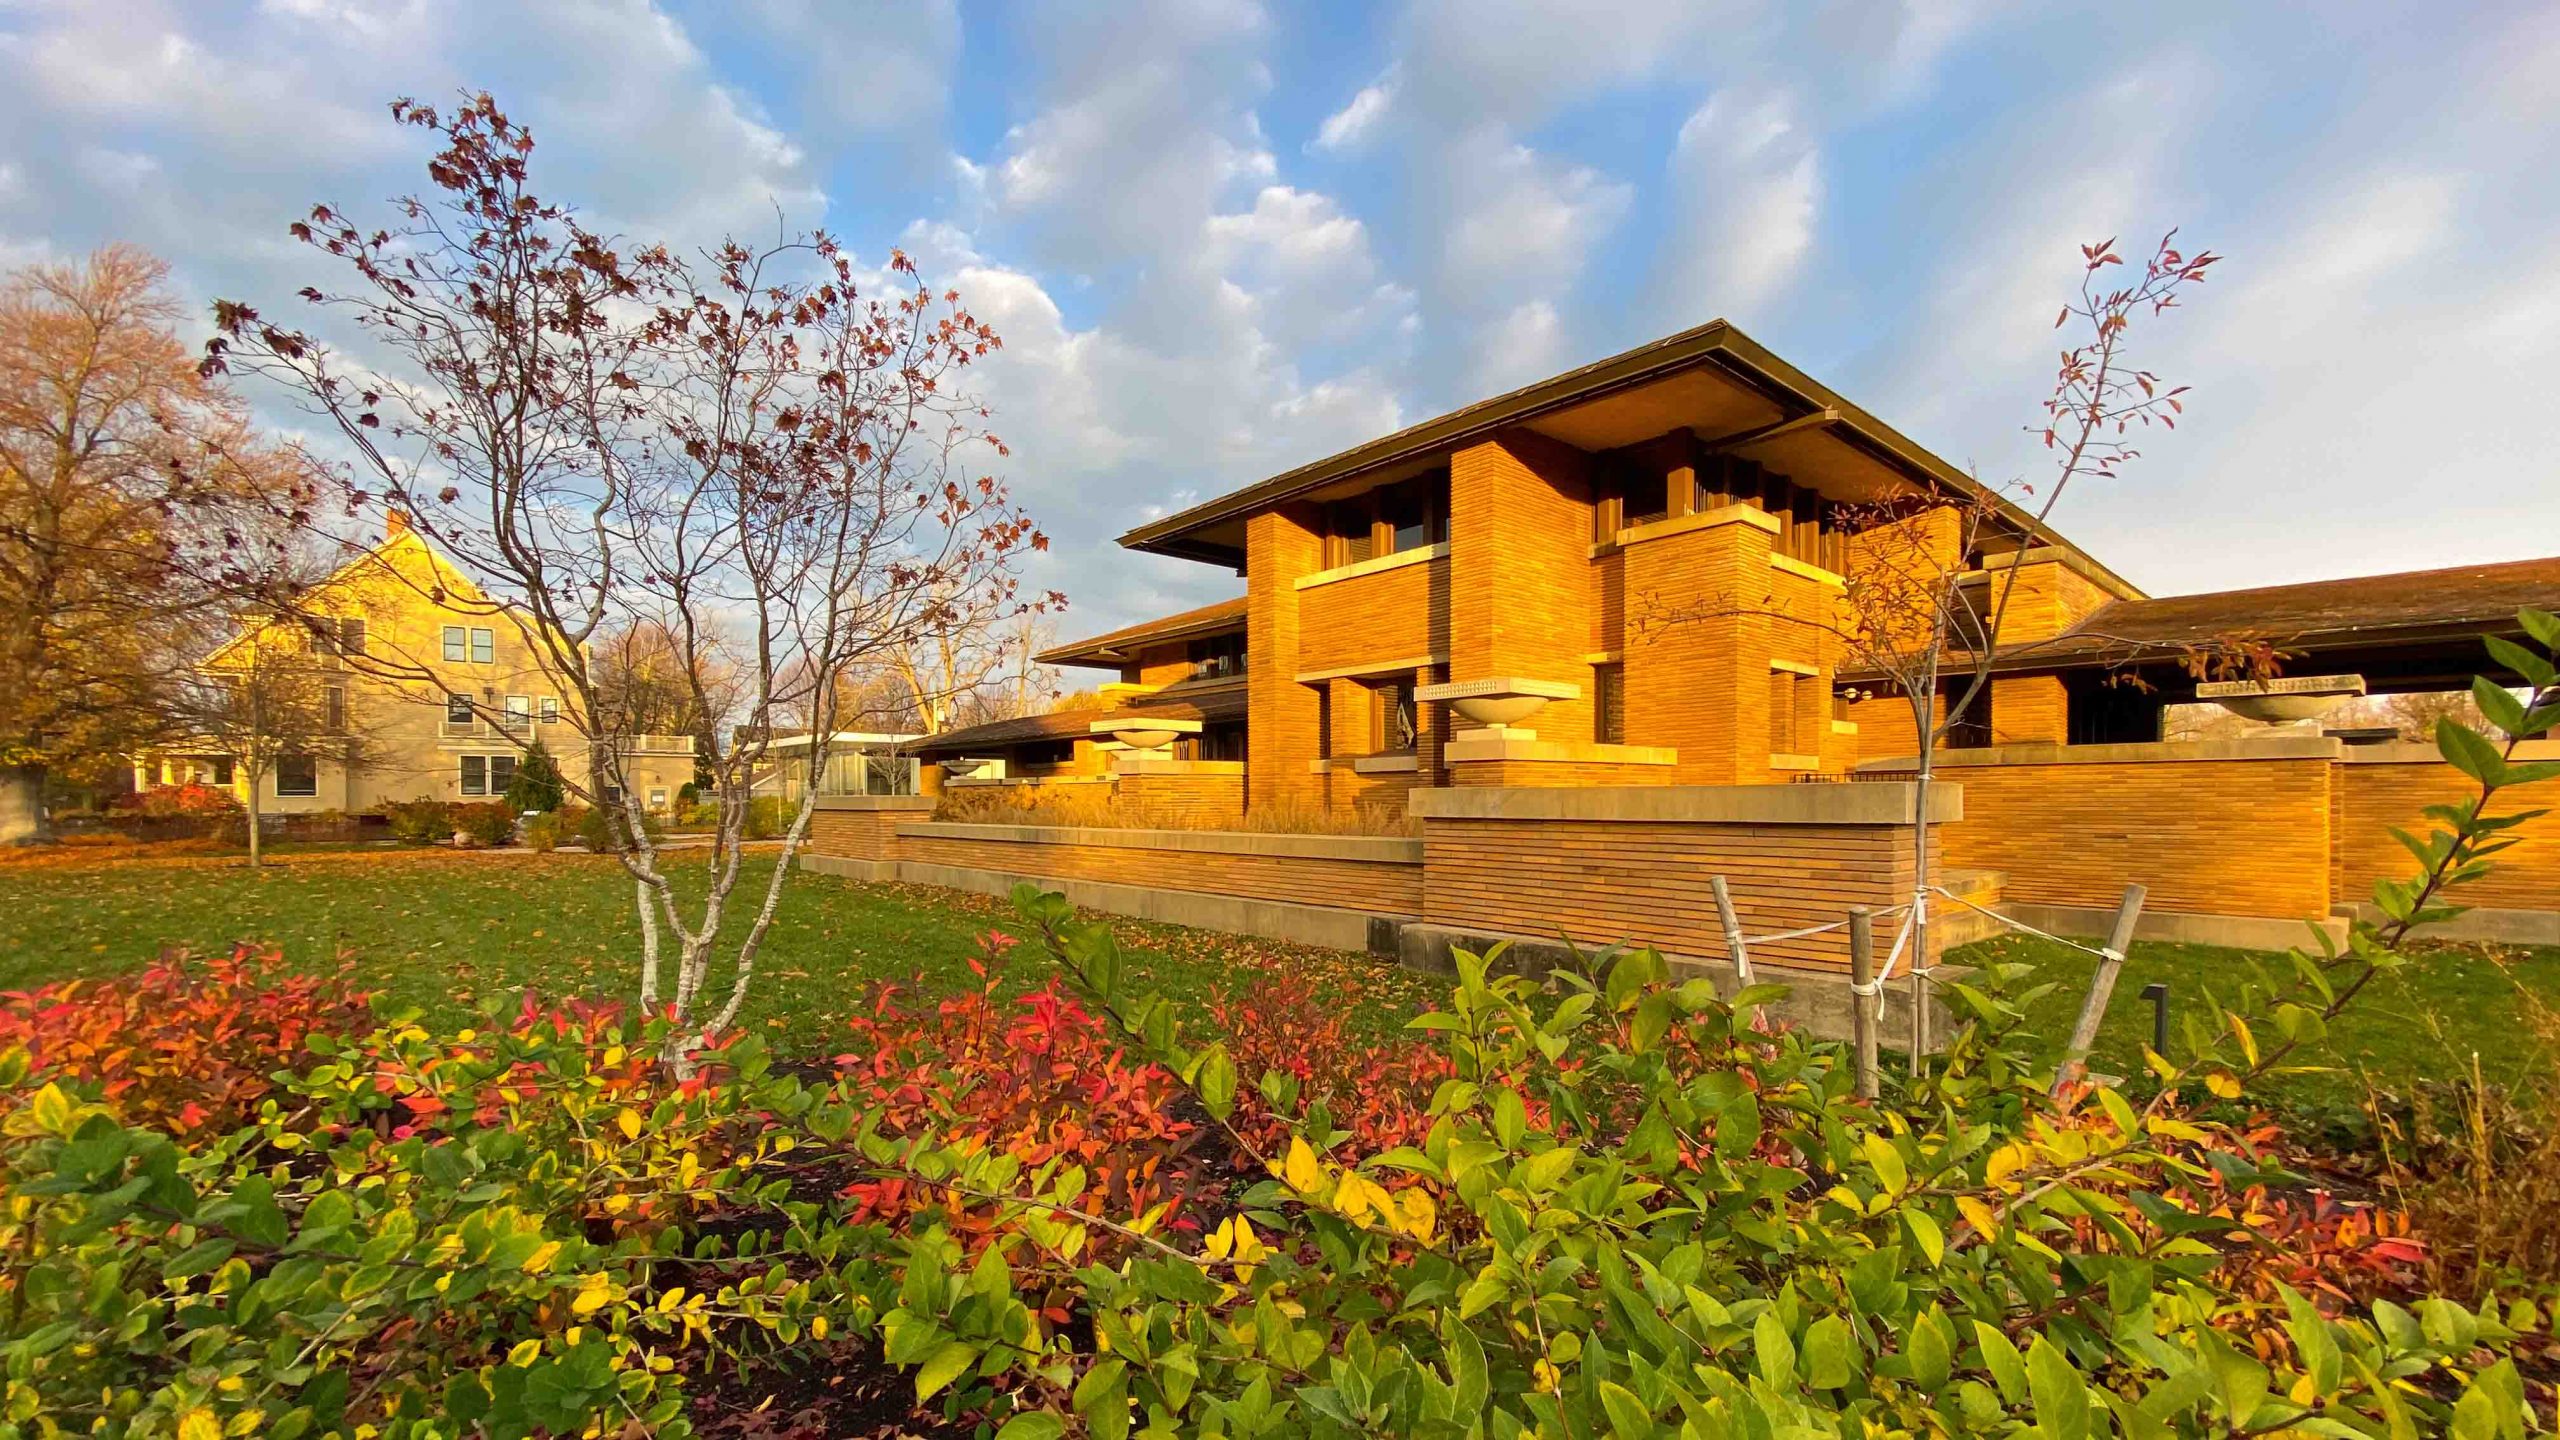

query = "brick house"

[
  {"left": 920, "top": 321, "right": 2160, "bottom": 802},
  {"left": 849, "top": 320, "right": 2560, "bottom": 972}
]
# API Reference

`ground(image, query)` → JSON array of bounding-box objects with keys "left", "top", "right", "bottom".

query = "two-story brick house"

[
  {"left": 913, "top": 320, "right": 2559, "bottom": 855},
  {"left": 917, "top": 321, "right": 2141, "bottom": 808},
  {"left": 138, "top": 515, "right": 695, "bottom": 816}
]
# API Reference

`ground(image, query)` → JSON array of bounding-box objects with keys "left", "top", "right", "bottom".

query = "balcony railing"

[{"left": 615, "top": 733, "right": 698, "bottom": 755}]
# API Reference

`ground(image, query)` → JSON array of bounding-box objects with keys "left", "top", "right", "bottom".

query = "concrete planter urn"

[
  {"left": 1415, "top": 677, "right": 1582, "bottom": 735},
  {"left": 1089, "top": 715, "right": 1201, "bottom": 752},
  {"left": 938, "top": 757, "right": 991, "bottom": 778},
  {"left": 2196, "top": 674, "right": 2366, "bottom": 724}
]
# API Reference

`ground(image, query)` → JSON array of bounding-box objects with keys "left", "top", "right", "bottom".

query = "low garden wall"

[
  {"left": 1408, "top": 782, "right": 1950, "bottom": 976},
  {"left": 2332, "top": 740, "right": 2560, "bottom": 942},
  {"left": 1860, "top": 736, "right": 2560, "bottom": 948},
  {"left": 801, "top": 796, "right": 1417, "bottom": 951}
]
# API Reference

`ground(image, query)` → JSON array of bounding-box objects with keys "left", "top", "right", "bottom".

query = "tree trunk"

[
  {"left": 245, "top": 767, "right": 263, "bottom": 869},
  {"left": 0, "top": 764, "right": 46, "bottom": 846}
]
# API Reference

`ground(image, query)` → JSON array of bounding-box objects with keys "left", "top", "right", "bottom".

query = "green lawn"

[
  {"left": 0, "top": 849, "right": 1442, "bottom": 1052},
  {"left": 3, "top": 848, "right": 2550, "bottom": 1110},
  {"left": 1956, "top": 930, "right": 2560, "bottom": 1107}
]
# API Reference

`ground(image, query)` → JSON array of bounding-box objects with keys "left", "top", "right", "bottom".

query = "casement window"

[
  {"left": 538, "top": 696, "right": 560, "bottom": 724},
  {"left": 1188, "top": 631, "right": 1245, "bottom": 680},
  {"left": 1945, "top": 682, "right": 1994, "bottom": 750},
  {"left": 275, "top": 754, "right": 318, "bottom": 798},
  {"left": 1594, "top": 664, "right": 1625, "bottom": 745},
  {"left": 1769, "top": 670, "right": 1807, "bottom": 755},
  {"left": 461, "top": 754, "right": 519, "bottom": 798},
  {"left": 1326, "top": 471, "right": 1451, "bottom": 566},
  {"left": 442, "top": 625, "right": 467, "bottom": 662},
  {"left": 446, "top": 692, "right": 474, "bottom": 726},
  {"left": 470, "top": 627, "right": 495, "bottom": 665},
  {"left": 1374, "top": 680, "right": 1418, "bottom": 754},
  {"left": 324, "top": 686, "right": 346, "bottom": 732}
]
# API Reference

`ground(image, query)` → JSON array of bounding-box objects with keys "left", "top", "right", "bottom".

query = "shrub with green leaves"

[{"left": 3, "top": 610, "right": 2553, "bottom": 1440}]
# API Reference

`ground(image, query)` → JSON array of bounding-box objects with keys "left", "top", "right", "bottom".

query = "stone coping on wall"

[
  {"left": 1290, "top": 541, "right": 1449, "bottom": 591},
  {"left": 1856, "top": 736, "right": 2342, "bottom": 769},
  {"left": 1592, "top": 504, "right": 1780, "bottom": 557},
  {"left": 1412, "top": 780, "right": 1959, "bottom": 825},
  {"left": 2336, "top": 738, "right": 2560, "bottom": 763},
  {"left": 890, "top": 819, "right": 1423, "bottom": 865},
  {"left": 812, "top": 795, "right": 939, "bottom": 812},
  {"left": 1441, "top": 734, "right": 1677, "bottom": 766},
  {"left": 1307, "top": 753, "right": 1421, "bottom": 774},
  {"left": 1112, "top": 756, "right": 1246, "bottom": 776}
]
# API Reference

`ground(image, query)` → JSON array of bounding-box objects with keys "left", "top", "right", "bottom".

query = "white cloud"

[
  {"left": 1654, "top": 87, "right": 1822, "bottom": 324},
  {"left": 1313, "top": 73, "right": 1395, "bottom": 152}
]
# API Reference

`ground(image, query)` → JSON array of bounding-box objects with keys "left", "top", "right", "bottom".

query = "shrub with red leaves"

[
  {"left": 833, "top": 960, "right": 1213, "bottom": 1274},
  {"left": 110, "top": 782, "right": 244, "bottom": 819},
  {"left": 0, "top": 942, "right": 372, "bottom": 1133}
]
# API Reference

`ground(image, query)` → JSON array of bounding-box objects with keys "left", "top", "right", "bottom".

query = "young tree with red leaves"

[{"left": 205, "top": 94, "right": 1051, "bottom": 1053}]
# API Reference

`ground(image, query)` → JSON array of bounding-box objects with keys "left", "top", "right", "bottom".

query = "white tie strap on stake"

[{"left": 1709, "top": 875, "right": 1751, "bottom": 982}]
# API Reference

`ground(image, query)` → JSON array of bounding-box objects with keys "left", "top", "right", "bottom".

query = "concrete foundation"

[
  {"left": 2332, "top": 902, "right": 2560, "bottom": 948},
  {"left": 2001, "top": 901, "right": 2348, "bottom": 954}
]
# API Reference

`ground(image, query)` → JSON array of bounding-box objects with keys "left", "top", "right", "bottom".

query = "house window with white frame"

[
  {"left": 469, "top": 627, "right": 494, "bottom": 664},
  {"left": 538, "top": 696, "right": 559, "bottom": 724},
  {"left": 442, "top": 625, "right": 467, "bottom": 663},
  {"left": 275, "top": 754, "right": 317, "bottom": 798}
]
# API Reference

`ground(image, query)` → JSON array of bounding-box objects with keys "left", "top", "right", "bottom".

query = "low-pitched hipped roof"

[
  {"left": 1036, "top": 596, "right": 1247, "bottom": 669},
  {"left": 1114, "top": 318, "right": 2137, "bottom": 597},
  {"left": 911, "top": 680, "right": 1248, "bottom": 756},
  {"left": 1954, "top": 556, "right": 2560, "bottom": 679}
]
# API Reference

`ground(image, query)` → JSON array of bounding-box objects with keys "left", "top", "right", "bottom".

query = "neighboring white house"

[{"left": 744, "top": 731, "right": 922, "bottom": 802}]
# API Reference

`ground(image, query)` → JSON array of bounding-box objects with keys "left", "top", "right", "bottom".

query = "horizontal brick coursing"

[
  {"left": 1931, "top": 757, "right": 2334, "bottom": 919},
  {"left": 1448, "top": 761, "right": 1680, "bottom": 787},
  {"left": 893, "top": 828, "right": 1423, "bottom": 915},
  {"left": 1297, "top": 559, "right": 1450, "bottom": 677},
  {"left": 806, "top": 807, "right": 910, "bottom": 862},
  {"left": 2333, "top": 760, "right": 2560, "bottom": 912},
  {"left": 1421, "top": 816, "right": 1918, "bottom": 973},
  {"left": 1119, "top": 772, "right": 1246, "bottom": 827}
]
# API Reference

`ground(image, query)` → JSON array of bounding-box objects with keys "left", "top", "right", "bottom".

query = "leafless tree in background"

[{"left": 205, "top": 94, "right": 1050, "bottom": 1054}]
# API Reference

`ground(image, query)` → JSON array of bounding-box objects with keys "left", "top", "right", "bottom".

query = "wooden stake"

[
  {"left": 1849, "top": 906, "right": 1879, "bottom": 1100},
  {"left": 2053, "top": 882, "right": 2148, "bottom": 1095},
  {"left": 1710, "top": 875, "right": 1751, "bottom": 982}
]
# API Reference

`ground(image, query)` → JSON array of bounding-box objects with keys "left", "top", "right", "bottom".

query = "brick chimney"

[{"left": 384, "top": 509, "right": 411, "bottom": 541}]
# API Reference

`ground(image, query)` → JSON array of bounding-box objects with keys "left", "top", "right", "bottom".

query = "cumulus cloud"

[{"left": 1653, "top": 87, "right": 1823, "bottom": 324}]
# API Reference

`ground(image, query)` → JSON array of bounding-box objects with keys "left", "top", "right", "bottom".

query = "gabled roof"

[
  {"left": 911, "top": 680, "right": 1248, "bottom": 756},
  {"left": 1114, "top": 319, "right": 2139, "bottom": 598},
  {"left": 200, "top": 524, "right": 500, "bottom": 670},
  {"left": 1036, "top": 596, "right": 1247, "bottom": 669}
]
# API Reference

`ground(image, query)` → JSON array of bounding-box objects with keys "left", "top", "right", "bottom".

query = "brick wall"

[
  {"left": 1449, "top": 760, "right": 1680, "bottom": 787},
  {"left": 1449, "top": 430, "right": 1599, "bottom": 742},
  {"left": 1247, "top": 506, "right": 1325, "bottom": 810},
  {"left": 2333, "top": 747, "right": 2560, "bottom": 912},
  {"left": 893, "top": 824, "right": 1424, "bottom": 915},
  {"left": 1297, "top": 556, "right": 1449, "bottom": 676},
  {"left": 1416, "top": 789, "right": 1929, "bottom": 974},
  {"left": 1991, "top": 676, "right": 2069, "bottom": 745},
  {"left": 1118, "top": 769, "right": 1247, "bottom": 827},
  {"left": 1616, "top": 511, "right": 1774, "bottom": 783},
  {"left": 1913, "top": 744, "right": 2337, "bottom": 919},
  {"left": 805, "top": 798, "right": 937, "bottom": 864}
]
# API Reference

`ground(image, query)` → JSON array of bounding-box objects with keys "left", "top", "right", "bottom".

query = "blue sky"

[{"left": 4, "top": 0, "right": 2556, "bottom": 646}]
